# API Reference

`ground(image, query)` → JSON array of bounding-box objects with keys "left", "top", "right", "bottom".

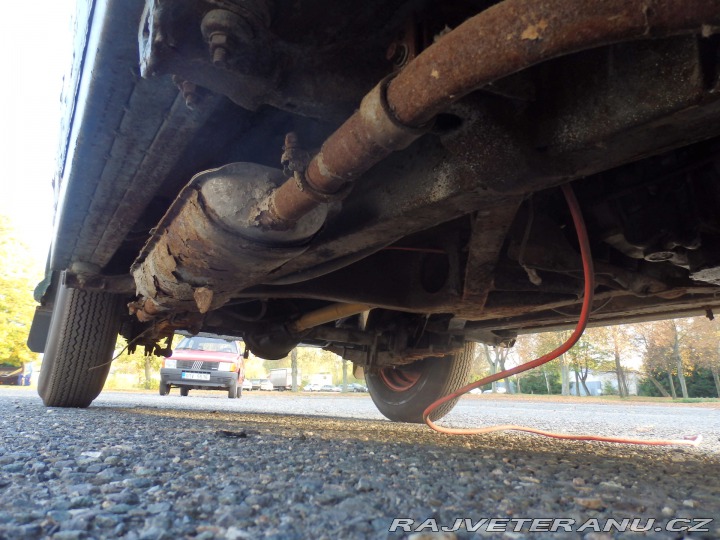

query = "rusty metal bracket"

[{"left": 280, "top": 132, "right": 311, "bottom": 177}]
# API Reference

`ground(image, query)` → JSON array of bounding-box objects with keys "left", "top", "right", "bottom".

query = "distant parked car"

[
  {"left": 242, "top": 378, "right": 253, "bottom": 392},
  {"left": 345, "top": 383, "right": 367, "bottom": 393},
  {"left": 0, "top": 364, "right": 23, "bottom": 386},
  {"left": 258, "top": 379, "right": 274, "bottom": 391},
  {"left": 159, "top": 336, "right": 244, "bottom": 398},
  {"left": 319, "top": 384, "right": 337, "bottom": 392}
]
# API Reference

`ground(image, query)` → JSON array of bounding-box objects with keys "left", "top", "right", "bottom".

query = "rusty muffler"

[{"left": 130, "top": 163, "right": 327, "bottom": 319}]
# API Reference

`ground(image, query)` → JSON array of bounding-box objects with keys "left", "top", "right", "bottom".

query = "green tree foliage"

[
  {"left": 516, "top": 368, "right": 561, "bottom": 394},
  {"left": 243, "top": 354, "right": 268, "bottom": 379},
  {"left": 515, "top": 332, "right": 570, "bottom": 395},
  {"left": 562, "top": 331, "right": 613, "bottom": 395},
  {"left": 637, "top": 318, "right": 719, "bottom": 398},
  {"left": 684, "top": 317, "right": 720, "bottom": 397},
  {"left": 589, "top": 325, "right": 635, "bottom": 397},
  {"left": 467, "top": 342, "right": 491, "bottom": 382},
  {"left": 514, "top": 330, "right": 611, "bottom": 395},
  {"left": 0, "top": 215, "right": 41, "bottom": 367},
  {"left": 640, "top": 367, "right": 718, "bottom": 398},
  {"left": 109, "top": 336, "right": 177, "bottom": 389}
]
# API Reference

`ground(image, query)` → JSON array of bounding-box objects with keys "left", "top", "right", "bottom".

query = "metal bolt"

[
  {"left": 184, "top": 92, "right": 200, "bottom": 110},
  {"left": 174, "top": 79, "right": 200, "bottom": 110},
  {"left": 281, "top": 132, "right": 310, "bottom": 177},
  {"left": 209, "top": 33, "right": 230, "bottom": 68},
  {"left": 212, "top": 46, "right": 228, "bottom": 67}
]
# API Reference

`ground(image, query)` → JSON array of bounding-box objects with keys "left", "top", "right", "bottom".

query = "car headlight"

[
  {"left": 164, "top": 359, "right": 177, "bottom": 369},
  {"left": 217, "top": 362, "right": 235, "bottom": 372}
]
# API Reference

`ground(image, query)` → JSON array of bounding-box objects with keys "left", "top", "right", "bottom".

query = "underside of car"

[{"left": 30, "top": 0, "right": 720, "bottom": 420}]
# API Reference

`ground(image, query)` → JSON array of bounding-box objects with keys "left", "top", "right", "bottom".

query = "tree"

[
  {"left": 517, "top": 331, "right": 571, "bottom": 395},
  {"left": 635, "top": 323, "right": 672, "bottom": 397},
  {"left": 562, "top": 329, "right": 612, "bottom": 396},
  {"left": 468, "top": 342, "right": 491, "bottom": 382},
  {"left": 482, "top": 344, "right": 511, "bottom": 393},
  {"left": 514, "top": 367, "right": 561, "bottom": 394},
  {"left": 669, "top": 321, "right": 689, "bottom": 398},
  {"left": 609, "top": 326, "right": 631, "bottom": 396},
  {"left": 588, "top": 324, "right": 634, "bottom": 397},
  {"left": 244, "top": 354, "right": 269, "bottom": 379},
  {"left": 635, "top": 318, "right": 718, "bottom": 398},
  {"left": 112, "top": 337, "right": 166, "bottom": 389},
  {"left": 291, "top": 348, "right": 299, "bottom": 391},
  {"left": 513, "top": 334, "right": 562, "bottom": 394},
  {"left": 0, "top": 215, "right": 42, "bottom": 368},
  {"left": 556, "top": 332, "right": 571, "bottom": 396},
  {"left": 637, "top": 321, "right": 682, "bottom": 397},
  {"left": 683, "top": 317, "right": 720, "bottom": 398},
  {"left": 263, "top": 347, "right": 359, "bottom": 386}
]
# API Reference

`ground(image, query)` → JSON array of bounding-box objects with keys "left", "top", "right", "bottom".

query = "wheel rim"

[{"left": 378, "top": 364, "right": 422, "bottom": 392}]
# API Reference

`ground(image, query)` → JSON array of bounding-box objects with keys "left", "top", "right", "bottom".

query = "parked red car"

[{"left": 159, "top": 336, "right": 245, "bottom": 398}]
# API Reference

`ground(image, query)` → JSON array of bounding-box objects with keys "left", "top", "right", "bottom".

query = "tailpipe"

[{"left": 130, "top": 163, "right": 327, "bottom": 319}]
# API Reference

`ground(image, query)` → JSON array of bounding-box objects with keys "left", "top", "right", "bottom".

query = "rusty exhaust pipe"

[
  {"left": 288, "top": 303, "right": 372, "bottom": 333},
  {"left": 262, "top": 0, "right": 720, "bottom": 227}
]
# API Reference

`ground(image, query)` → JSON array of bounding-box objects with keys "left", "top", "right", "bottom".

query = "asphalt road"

[{"left": 1, "top": 388, "right": 719, "bottom": 539}]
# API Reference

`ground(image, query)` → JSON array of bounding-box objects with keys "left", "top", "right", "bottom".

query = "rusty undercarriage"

[{"left": 31, "top": 0, "right": 720, "bottom": 415}]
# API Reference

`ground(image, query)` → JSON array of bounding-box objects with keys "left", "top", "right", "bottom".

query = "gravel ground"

[{"left": 1, "top": 388, "right": 719, "bottom": 539}]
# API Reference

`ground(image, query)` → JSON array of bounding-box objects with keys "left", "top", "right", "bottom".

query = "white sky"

[{"left": 0, "top": 1, "right": 77, "bottom": 266}]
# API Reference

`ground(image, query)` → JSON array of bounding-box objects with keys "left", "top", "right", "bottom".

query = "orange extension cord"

[{"left": 423, "top": 185, "right": 702, "bottom": 447}]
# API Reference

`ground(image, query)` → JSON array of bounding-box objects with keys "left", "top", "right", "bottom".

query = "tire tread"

[
  {"left": 40, "top": 286, "right": 121, "bottom": 408},
  {"left": 366, "top": 342, "right": 474, "bottom": 423}
]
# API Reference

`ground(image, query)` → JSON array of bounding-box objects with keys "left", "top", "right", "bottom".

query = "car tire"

[
  {"left": 365, "top": 342, "right": 473, "bottom": 423},
  {"left": 180, "top": 387, "right": 189, "bottom": 397},
  {"left": 228, "top": 380, "right": 238, "bottom": 399},
  {"left": 159, "top": 382, "right": 170, "bottom": 396},
  {"left": 236, "top": 386, "right": 242, "bottom": 398},
  {"left": 38, "top": 277, "right": 123, "bottom": 408}
]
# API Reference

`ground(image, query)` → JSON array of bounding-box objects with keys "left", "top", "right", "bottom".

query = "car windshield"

[{"left": 176, "top": 337, "right": 238, "bottom": 354}]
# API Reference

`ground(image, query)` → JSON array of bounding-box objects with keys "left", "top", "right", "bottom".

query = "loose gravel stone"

[{"left": 0, "top": 389, "right": 718, "bottom": 539}]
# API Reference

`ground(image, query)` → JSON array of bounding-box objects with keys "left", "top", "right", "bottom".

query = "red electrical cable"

[{"left": 423, "top": 185, "right": 702, "bottom": 447}]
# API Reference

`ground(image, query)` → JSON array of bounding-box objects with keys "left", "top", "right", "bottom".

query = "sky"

[{"left": 0, "top": 0, "right": 77, "bottom": 266}]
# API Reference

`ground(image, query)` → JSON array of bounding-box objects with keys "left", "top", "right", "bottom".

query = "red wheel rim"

[{"left": 378, "top": 364, "right": 422, "bottom": 391}]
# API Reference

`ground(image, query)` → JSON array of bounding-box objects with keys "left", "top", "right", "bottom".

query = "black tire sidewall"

[
  {"left": 38, "top": 277, "right": 123, "bottom": 408},
  {"left": 365, "top": 343, "right": 473, "bottom": 423},
  {"left": 37, "top": 282, "right": 72, "bottom": 400}
]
